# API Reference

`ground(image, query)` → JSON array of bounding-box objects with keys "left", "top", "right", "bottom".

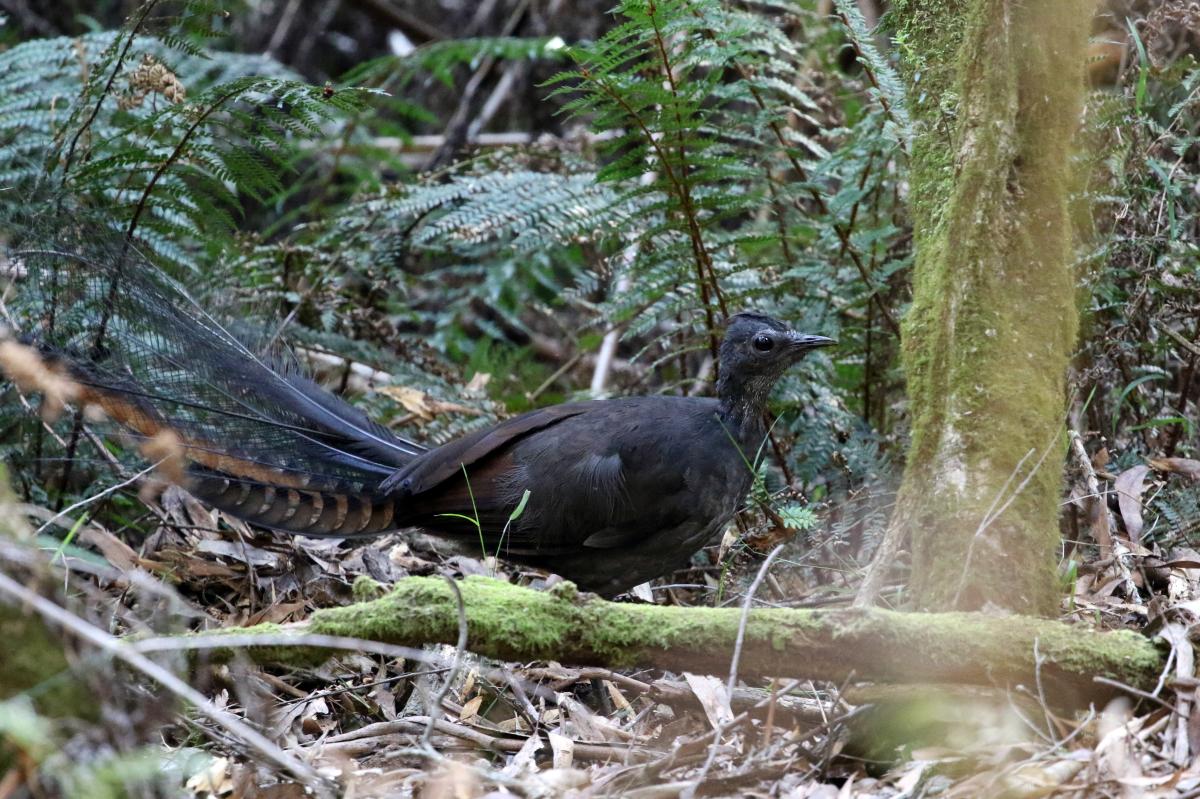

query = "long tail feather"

[{"left": 8, "top": 225, "right": 417, "bottom": 536}]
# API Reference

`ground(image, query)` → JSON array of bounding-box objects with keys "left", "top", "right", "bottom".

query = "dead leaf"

[
  {"left": 1149, "top": 458, "right": 1200, "bottom": 482},
  {"left": 77, "top": 523, "right": 139, "bottom": 572},
  {"left": 245, "top": 600, "right": 306, "bottom": 626},
  {"left": 495, "top": 715, "right": 529, "bottom": 733},
  {"left": 1160, "top": 622, "right": 1194, "bottom": 764},
  {"left": 534, "top": 768, "right": 589, "bottom": 794},
  {"left": 156, "top": 550, "right": 239, "bottom": 579},
  {"left": 547, "top": 731, "right": 574, "bottom": 769},
  {"left": 1087, "top": 488, "right": 1114, "bottom": 557},
  {"left": 421, "top": 760, "right": 480, "bottom": 799},
  {"left": 629, "top": 582, "right": 654, "bottom": 602},
  {"left": 604, "top": 680, "right": 632, "bottom": 712},
  {"left": 1115, "top": 465, "right": 1151, "bottom": 541},
  {"left": 196, "top": 539, "right": 282, "bottom": 569},
  {"left": 161, "top": 485, "right": 218, "bottom": 531},
  {"left": 185, "top": 755, "right": 232, "bottom": 796},
  {"left": 300, "top": 697, "right": 336, "bottom": 736},
  {"left": 683, "top": 672, "right": 733, "bottom": 731},
  {"left": 464, "top": 372, "right": 491, "bottom": 395},
  {"left": 500, "top": 734, "right": 542, "bottom": 777},
  {"left": 377, "top": 385, "right": 483, "bottom": 420},
  {"left": 459, "top": 694, "right": 484, "bottom": 722},
  {"left": 377, "top": 385, "right": 435, "bottom": 419},
  {"left": 555, "top": 693, "right": 627, "bottom": 742}
]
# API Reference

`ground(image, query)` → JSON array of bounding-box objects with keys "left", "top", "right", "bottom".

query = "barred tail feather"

[
  {"left": 186, "top": 470, "right": 400, "bottom": 538},
  {"left": 9, "top": 224, "right": 421, "bottom": 537}
]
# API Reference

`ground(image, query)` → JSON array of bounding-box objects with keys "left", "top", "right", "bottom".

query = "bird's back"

[{"left": 399, "top": 395, "right": 761, "bottom": 593}]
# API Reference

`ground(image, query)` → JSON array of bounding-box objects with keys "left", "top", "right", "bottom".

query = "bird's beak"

[{"left": 786, "top": 332, "right": 836, "bottom": 354}]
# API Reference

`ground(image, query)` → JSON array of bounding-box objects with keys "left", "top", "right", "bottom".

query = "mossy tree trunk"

[{"left": 882, "top": 0, "right": 1095, "bottom": 612}]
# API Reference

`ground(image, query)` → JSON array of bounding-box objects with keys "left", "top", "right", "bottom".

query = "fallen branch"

[{"left": 219, "top": 576, "right": 1163, "bottom": 703}]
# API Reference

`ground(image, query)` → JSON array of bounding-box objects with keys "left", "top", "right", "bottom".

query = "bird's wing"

[
  {"left": 497, "top": 399, "right": 705, "bottom": 552},
  {"left": 385, "top": 403, "right": 591, "bottom": 497}
]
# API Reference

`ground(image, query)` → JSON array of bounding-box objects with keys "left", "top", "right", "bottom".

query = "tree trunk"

[
  {"left": 882, "top": 0, "right": 1095, "bottom": 612},
  {"left": 215, "top": 576, "right": 1164, "bottom": 704}
]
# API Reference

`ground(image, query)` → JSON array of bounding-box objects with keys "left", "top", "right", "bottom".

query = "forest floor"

[{"left": 6, "top": 450, "right": 1200, "bottom": 798}]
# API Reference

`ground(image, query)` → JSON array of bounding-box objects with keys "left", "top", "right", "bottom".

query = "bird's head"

[
  {"left": 715, "top": 313, "right": 834, "bottom": 425},
  {"left": 718, "top": 312, "right": 834, "bottom": 382}
]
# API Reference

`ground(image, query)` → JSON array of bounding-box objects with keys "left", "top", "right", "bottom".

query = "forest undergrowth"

[{"left": 0, "top": 0, "right": 1197, "bottom": 796}]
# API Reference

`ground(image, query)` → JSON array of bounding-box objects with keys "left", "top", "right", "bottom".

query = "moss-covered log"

[
  {"left": 233, "top": 576, "right": 1163, "bottom": 702},
  {"left": 881, "top": 0, "right": 1097, "bottom": 612}
]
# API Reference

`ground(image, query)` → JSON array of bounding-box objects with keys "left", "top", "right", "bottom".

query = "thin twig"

[
  {"left": 950, "top": 440, "right": 1054, "bottom": 607},
  {"left": 0, "top": 570, "right": 331, "bottom": 792},
  {"left": 60, "top": 0, "right": 163, "bottom": 181},
  {"left": 1032, "top": 638, "right": 1059, "bottom": 744},
  {"left": 1069, "top": 429, "right": 1139, "bottom": 599},
  {"left": 728, "top": 544, "right": 786, "bottom": 692},
  {"left": 35, "top": 461, "right": 160, "bottom": 536},
  {"left": 319, "top": 716, "right": 646, "bottom": 762},
  {"left": 132, "top": 631, "right": 434, "bottom": 664},
  {"left": 1092, "top": 676, "right": 1179, "bottom": 715},
  {"left": 684, "top": 543, "right": 786, "bottom": 799},
  {"left": 423, "top": 575, "right": 468, "bottom": 750}
]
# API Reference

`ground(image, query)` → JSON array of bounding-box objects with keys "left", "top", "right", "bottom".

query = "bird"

[{"left": 14, "top": 240, "right": 832, "bottom": 596}]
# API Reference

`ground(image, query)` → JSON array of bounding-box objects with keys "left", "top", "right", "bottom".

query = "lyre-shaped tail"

[{"left": 9, "top": 226, "right": 419, "bottom": 538}]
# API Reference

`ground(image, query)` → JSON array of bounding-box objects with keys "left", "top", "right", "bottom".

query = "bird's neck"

[{"left": 716, "top": 371, "right": 771, "bottom": 442}]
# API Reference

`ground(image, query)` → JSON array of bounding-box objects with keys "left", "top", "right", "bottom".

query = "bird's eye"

[{"left": 752, "top": 334, "right": 774, "bottom": 352}]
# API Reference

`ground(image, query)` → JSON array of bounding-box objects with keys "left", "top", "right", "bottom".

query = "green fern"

[{"left": 0, "top": 18, "right": 374, "bottom": 270}]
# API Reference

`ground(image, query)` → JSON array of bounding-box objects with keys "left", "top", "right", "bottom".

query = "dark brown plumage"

[{"left": 21, "top": 241, "right": 831, "bottom": 595}]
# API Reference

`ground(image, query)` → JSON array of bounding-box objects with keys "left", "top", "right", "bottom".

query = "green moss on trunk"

[{"left": 889, "top": 0, "right": 1095, "bottom": 612}]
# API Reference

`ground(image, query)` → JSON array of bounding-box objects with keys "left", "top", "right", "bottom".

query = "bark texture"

[{"left": 887, "top": 0, "right": 1096, "bottom": 612}]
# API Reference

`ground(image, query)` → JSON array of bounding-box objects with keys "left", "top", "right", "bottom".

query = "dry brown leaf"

[
  {"left": 500, "top": 734, "right": 542, "bottom": 777},
  {"left": 421, "top": 760, "right": 480, "bottom": 799},
  {"left": 1160, "top": 622, "right": 1195, "bottom": 764},
  {"left": 555, "top": 694, "right": 626, "bottom": 742},
  {"left": 495, "top": 716, "right": 529, "bottom": 733},
  {"left": 459, "top": 694, "right": 484, "bottom": 722},
  {"left": 299, "top": 697, "right": 335, "bottom": 736},
  {"left": 156, "top": 550, "right": 240, "bottom": 579},
  {"left": 604, "top": 679, "right": 632, "bottom": 712},
  {"left": 683, "top": 672, "right": 733, "bottom": 731},
  {"left": 1150, "top": 458, "right": 1200, "bottom": 482},
  {"left": 185, "top": 755, "right": 232, "bottom": 796},
  {"left": 196, "top": 539, "right": 282, "bottom": 569},
  {"left": 547, "top": 731, "right": 574, "bottom": 769},
  {"left": 1115, "top": 465, "right": 1152, "bottom": 541},
  {"left": 161, "top": 484, "right": 218, "bottom": 532},
  {"left": 949, "top": 758, "right": 1085, "bottom": 799},
  {"left": 377, "top": 385, "right": 435, "bottom": 419},
  {"left": 377, "top": 385, "right": 483, "bottom": 420},
  {"left": 533, "top": 768, "right": 589, "bottom": 794},
  {"left": 76, "top": 523, "right": 140, "bottom": 572},
  {"left": 245, "top": 600, "right": 306, "bottom": 626},
  {"left": 464, "top": 372, "right": 491, "bottom": 395}
]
